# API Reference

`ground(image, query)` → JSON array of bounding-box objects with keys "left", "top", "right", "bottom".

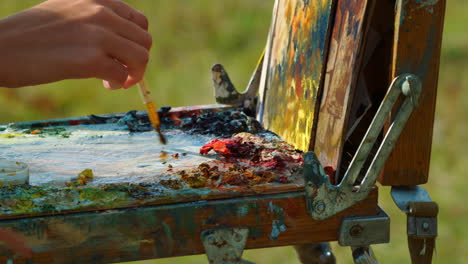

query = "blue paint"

[
  {"left": 237, "top": 204, "right": 250, "bottom": 217},
  {"left": 268, "top": 201, "right": 287, "bottom": 240},
  {"left": 414, "top": 0, "right": 439, "bottom": 7},
  {"left": 269, "top": 220, "right": 287, "bottom": 240}
]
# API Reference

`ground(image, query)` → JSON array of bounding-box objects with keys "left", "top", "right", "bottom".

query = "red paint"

[
  {"left": 200, "top": 137, "right": 303, "bottom": 170},
  {"left": 69, "top": 120, "right": 81, "bottom": 126},
  {"left": 278, "top": 177, "right": 289, "bottom": 183},
  {"left": 324, "top": 166, "right": 336, "bottom": 185},
  {"left": 199, "top": 138, "right": 240, "bottom": 156}
]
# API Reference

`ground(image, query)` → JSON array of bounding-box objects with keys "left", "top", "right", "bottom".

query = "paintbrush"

[{"left": 137, "top": 79, "right": 167, "bottom": 144}]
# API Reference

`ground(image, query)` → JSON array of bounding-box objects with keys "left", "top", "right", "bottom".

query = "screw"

[
  {"left": 314, "top": 200, "right": 326, "bottom": 214},
  {"left": 422, "top": 221, "right": 430, "bottom": 232},
  {"left": 349, "top": 225, "right": 364, "bottom": 237},
  {"left": 207, "top": 235, "right": 216, "bottom": 244},
  {"left": 234, "top": 232, "right": 243, "bottom": 243}
]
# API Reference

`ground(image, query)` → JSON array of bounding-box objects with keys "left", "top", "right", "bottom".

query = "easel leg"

[
  {"left": 351, "top": 246, "right": 378, "bottom": 264},
  {"left": 391, "top": 186, "right": 438, "bottom": 264}
]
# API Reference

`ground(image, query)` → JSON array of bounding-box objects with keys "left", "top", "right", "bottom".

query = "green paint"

[
  {"left": 172, "top": 205, "right": 197, "bottom": 239},
  {"left": 237, "top": 204, "right": 250, "bottom": 217},
  {"left": 27, "top": 127, "right": 72, "bottom": 138},
  {"left": 161, "top": 221, "right": 174, "bottom": 253},
  {"left": 0, "top": 184, "right": 164, "bottom": 216}
]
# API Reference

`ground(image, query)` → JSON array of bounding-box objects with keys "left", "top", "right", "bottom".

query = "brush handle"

[
  {"left": 138, "top": 79, "right": 160, "bottom": 127},
  {"left": 137, "top": 79, "right": 167, "bottom": 144},
  {"left": 137, "top": 79, "right": 152, "bottom": 104},
  {"left": 144, "top": 101, "right": 160, "bottom": 128}
]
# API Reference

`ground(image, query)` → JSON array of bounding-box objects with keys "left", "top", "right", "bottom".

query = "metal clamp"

[
  {"left": 338, "top": 208, "right": 390, "bottom": 247},
  {"left": 305, "top": 74, "right": 422, "bottom": 220},
  {"left": 391, "top": 186, "right": 438, "bottom": 264},
  {"left": 211, "top": 52, "right": 264, "bottom": 107},
  {"left": 201, "top": 227, "right": 254, "bottom": 264}
]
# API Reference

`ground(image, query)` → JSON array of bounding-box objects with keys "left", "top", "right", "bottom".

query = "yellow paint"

[
  {"left": 0, "top": 133, "right": 25, "bottom": 138},
  {"left": 262, "top": 0, "right": 333, "bottom": 151}
]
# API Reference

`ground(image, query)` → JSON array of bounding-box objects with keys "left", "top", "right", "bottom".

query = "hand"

[{"left": 0, "top": 0, "right": 152, "bottom": 89}]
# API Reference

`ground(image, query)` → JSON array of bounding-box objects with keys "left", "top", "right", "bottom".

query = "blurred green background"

[{"left": 0, "top": 0, "right": 467, "bottom": 263}]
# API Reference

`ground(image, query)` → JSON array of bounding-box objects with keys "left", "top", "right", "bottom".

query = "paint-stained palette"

[
  {"left": 0, "top": 107, "right": 306, "bottom": 219},
  {"left": 259, "top": 0, "right": 335, "bottom": 151}
]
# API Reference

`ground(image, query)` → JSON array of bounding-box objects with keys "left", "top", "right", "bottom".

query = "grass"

[{"left": 1, "top": 0, "right": 467, "bottom": 263}]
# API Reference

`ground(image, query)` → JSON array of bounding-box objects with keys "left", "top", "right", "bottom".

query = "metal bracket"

[
  {"left": 211, "top": 52, "right": 264, "bottom": 108},
  {"left": 391, "top": 186, "right": 438, "bottom": 237},
  {"left": 339, "top": 208, "right": 390, "bottom": 247},
  {"left": 391, "top": 186, "right": 438, "bottom": 263},
  {"left": 201, "top": 227, "right": 254, "bottom": 264},
  {"left": 305, "top": 74, "right": 422, "bottom": 220}
]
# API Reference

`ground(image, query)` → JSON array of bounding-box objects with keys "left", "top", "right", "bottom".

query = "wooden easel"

[{"left": 0, "top": 0, "right": 445, "bottom": 263}]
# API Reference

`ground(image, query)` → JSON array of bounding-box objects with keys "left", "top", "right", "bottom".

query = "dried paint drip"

[
  {"left": 24, "top": 128, "right": 71, "bottom": 138},
  {"left": 66, "top": 169, "right": 94, "bottom": 186},
  {"left": 200, "top": 133, "right": 303, "bottom": 172},
  {"left": 0, "top": 183, "right": 165, "bottom": 215},
  {"left": 1, "top": 126, "right": 71, "bottom": 138},
  {"left": 175, "top": 133, "right": 304, "bottom": 188},
  {"left": 177, "top": 163, "right": 274, "bottom": 188},
  {"left": 180, "top": 110, "right": 262, "bottom": 137},
  {"left": 117, "top": 110, "right": 152, "bottom": 132},
  {"left": 115, "top": 108, "right": 260, "bottom": 138}
]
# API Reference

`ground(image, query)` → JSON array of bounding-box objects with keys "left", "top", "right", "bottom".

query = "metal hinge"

[{"left": 305, "top": 74, "right": 422, "bottom": 220}]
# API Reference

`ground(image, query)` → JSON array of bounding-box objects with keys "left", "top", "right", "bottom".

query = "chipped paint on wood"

[
  {"left": 0, "top": 191, "right": 378, "bottom": 263},
  {"left": 260, "top": 0, "right": 335, "bottom": 151},
  {"left": 314, "top": 0, "right": 375, "bottom": 176}
]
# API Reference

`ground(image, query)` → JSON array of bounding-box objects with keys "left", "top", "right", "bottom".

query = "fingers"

[
  {"left": 90, "top": 0, "right": 151, "bottom": 89},
  {"left": 96, "top": 0, "right": 149, "bottom": 30},
  {"left": 102, "top": 33, "right": 149, "bottom": 89},
  {"left": 98, "top": 8, "right": 152, "bottom": 50},
  {"left": 93, "top": 56, "right": 129, "bottom": 90}
]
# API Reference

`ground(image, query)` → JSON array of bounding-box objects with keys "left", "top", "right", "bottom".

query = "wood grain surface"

[
  {"left": 0, "top": 189, "right": 378, "bottom": 264},
  {"left": 380, "top": 0, "right": 446, "bottom": 185},
  {"left": 314, "top": 0, "right": 375, "bottom": 177}
]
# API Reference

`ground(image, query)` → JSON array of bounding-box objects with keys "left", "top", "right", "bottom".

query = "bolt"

[
  {"left": 314, "top": 200, "right": 326, "bottom": 214},
  {"left": 234, "top": 232, "right": 243, "bottom": 243},
  {"left": 207, "top": 235, "right": 216, "bottom": 244},
  {"left": 349, "top": 225, "right": 364, "bottom": 237},
  {"left": 422, "top": 221, "right": 430, "bottom": 232}
]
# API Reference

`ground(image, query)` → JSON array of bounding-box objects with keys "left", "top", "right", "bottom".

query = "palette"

[
  {"left": 0, "top": 106, "right": 378, "bottom": 263},
  {"left": 0, "top": 106, "right": 307, "bottom": 220}
]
